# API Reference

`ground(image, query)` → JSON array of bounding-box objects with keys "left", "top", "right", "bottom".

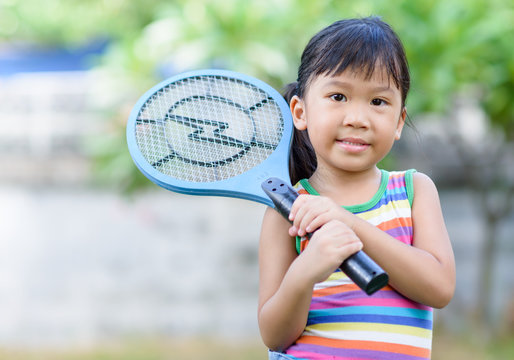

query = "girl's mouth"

[{"left": 337, "top": 138, "right": 370, "bottom": 153}]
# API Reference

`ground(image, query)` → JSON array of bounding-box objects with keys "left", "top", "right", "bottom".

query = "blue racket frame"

[{"left": 127, "top": 69, "right": 293, "bottom": 208}]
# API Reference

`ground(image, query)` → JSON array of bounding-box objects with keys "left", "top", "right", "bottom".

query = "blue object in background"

[{"left": 0, "top": 39, "right": 109, "bottom": 77}]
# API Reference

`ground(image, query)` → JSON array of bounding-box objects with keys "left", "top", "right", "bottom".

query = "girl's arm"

[
  {"left": 258, "top": 207, "right": 312, "bottom": 351},
  {"left": 364, "top": 172, "right": 456, "bottom": 308},
  {"left": 258, "top": 207, "right": 362, "bottom": 351},
  {"left": 289, "top": 172, "right": 456, "bottom": 308}
]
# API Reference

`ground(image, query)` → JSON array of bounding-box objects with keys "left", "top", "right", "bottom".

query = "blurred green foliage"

[{"left": 2, "top": 0, "right": 512, "bottom": 189}]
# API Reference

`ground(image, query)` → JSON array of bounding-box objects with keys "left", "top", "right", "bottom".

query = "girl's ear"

[
  {"left": 395, "top": 107, "right": 407, "bottom": 140},
  {"left": 290, "top": 95, "right": 307, "bottom": 131}
]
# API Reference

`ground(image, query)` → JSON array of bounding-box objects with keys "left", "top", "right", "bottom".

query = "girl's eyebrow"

[
  {"left": 372, "top": 85, "right": 395, "bottom": 94},
  {"left": 322, "top": 79, "right": 395, "bottom": 94},
  {"left": 322, "top": 79, "right": 354, "bottom": 89}
]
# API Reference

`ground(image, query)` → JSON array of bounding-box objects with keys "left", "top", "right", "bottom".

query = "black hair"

[{"left": 285, "top": 16, "right": 411, "bottom": 184}]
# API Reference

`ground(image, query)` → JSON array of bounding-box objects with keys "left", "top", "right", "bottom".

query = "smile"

[{"left": 337, "top": 138, "right": 370, "bottom": 153}]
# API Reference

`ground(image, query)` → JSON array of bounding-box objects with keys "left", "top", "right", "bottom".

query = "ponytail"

[{"left": 282, "top": 82, "right": 317, "bottom": 185}]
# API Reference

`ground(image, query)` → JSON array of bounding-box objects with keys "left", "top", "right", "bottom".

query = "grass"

[
  {"left": 1, "top": 331, "right": 513, "bottom": 359},
  {"left": 432, "top": 330, "right": 514, "bottom": 360},
  {"left": 0, "top": 338, "right": 266, "bottom": 360}
]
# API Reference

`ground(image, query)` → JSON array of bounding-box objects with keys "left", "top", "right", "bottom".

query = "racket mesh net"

[{"left": 135, "top": 75, "right": 284, "bottom": 182}]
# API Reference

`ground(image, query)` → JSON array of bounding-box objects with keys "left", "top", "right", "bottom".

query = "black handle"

[{"left": 261, "top": 177, "right": 388, "bottom": 295}]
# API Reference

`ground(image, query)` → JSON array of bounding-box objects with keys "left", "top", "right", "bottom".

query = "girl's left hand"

[{"left": 288, "top": 195, "right": 353, "bottom": 237}]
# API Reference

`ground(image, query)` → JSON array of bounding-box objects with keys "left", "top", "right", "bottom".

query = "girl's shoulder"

[
  {"left": 398, "top": 170, "right": 438, "bottom": 190},
  {"left": 385, "top": 169, "right": 437, "bottom": 191},
  {"left": 385, "top": 168, "right": 416, "bottom": 180},
  {"left": 406, "top": 171, "right": 442, "bottom": 210},
  {"left": 384, "top": 169, "right": 425, "bottom": 207},
  {"left": 410, "top": 170, "right": 440, "bottom": 194}
]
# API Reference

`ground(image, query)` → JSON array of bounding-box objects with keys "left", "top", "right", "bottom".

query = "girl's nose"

[{"left": 342, "top": 103, "right": 369, "bottom": 129}]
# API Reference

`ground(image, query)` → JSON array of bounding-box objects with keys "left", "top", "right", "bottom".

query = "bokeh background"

[{"left": 0, "top": 0, "right": 513, "bottom": 359}]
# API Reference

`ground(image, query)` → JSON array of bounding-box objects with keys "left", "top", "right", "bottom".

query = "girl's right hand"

[
  {"left": 288, "top": 194, "right": 355, "bottom": 238},
  {"left": 296, "top": 219, "right": 363, "bottom": 284}
]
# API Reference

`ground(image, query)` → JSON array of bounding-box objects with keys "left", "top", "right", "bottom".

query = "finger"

[
  {"left": 318, "top": 220, "right": 358, "bottom": 246},
  {"left": 295, "top": 206, "right": 314, "bottom": 236},
  {"left": 304, "top": 211, "right": 333, "bottom": 234},
  {"left": 292, "top": 196, "right": 340, "bottom": 236},
  {"left": 300, "top": 203, "right": 338, "bottom": 236},
  {"left": 288, "top": 194, "right": 309, "bottom": 221},
  {"left": 336, "top": 241, "right": 363, "bottom": 261},
  {"left": 291, "top": 197, "right": 316, "bottom": 234},
  {"left": 288, "top": 225, "right": 299, "bottom": 237}
]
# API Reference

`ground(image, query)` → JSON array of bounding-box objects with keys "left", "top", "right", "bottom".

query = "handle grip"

[{"left": 261, "top": 177, "right": 388, "bottom": 295}]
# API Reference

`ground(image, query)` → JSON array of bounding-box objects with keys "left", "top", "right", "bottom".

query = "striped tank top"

[{"left": 285, "top": 169, "right": 433, "bottom": 360}]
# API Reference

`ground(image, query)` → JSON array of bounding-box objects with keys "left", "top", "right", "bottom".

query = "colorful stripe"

[{"left": 288, "top": 169, "right": 433, "bottom": 359}]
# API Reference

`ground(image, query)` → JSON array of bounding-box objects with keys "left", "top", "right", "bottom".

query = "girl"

[{"left": 258, "top": 17, "right": 455, "bottom": 360}]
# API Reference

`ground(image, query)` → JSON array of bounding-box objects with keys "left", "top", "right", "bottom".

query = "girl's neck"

[{"left": 308, "top": 166, "right": 382, "bottom": 206}]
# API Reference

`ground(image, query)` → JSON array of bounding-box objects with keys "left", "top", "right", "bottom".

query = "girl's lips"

[{"left": 337, "top": 137, "right": 370, "bottom": 153}]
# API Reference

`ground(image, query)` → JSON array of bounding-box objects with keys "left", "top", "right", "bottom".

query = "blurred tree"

[
  {"left": 3, "top": 0, "right": 511, "bottom": 132},
  {"left": 386, "top": 0, "right": 513, "bottom": 333},
  {"left": 2, "top": 0, "right": 513, "bottom": 332}
]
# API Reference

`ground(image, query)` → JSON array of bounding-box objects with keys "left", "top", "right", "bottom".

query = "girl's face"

[{"left": 290, "top": 67, "right": 406, "bottom": 175}]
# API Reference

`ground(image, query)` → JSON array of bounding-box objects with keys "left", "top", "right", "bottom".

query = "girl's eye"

[
  {"left": 371, "top": 98, "right": 387, "bottom": 106},
  {"left": 330, "top": 93, "right": 346, "bottom": 102}
]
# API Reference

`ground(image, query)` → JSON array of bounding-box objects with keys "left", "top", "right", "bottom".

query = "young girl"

[{"left": 258, "top": 17, "right": 455, "bottom": 360}]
